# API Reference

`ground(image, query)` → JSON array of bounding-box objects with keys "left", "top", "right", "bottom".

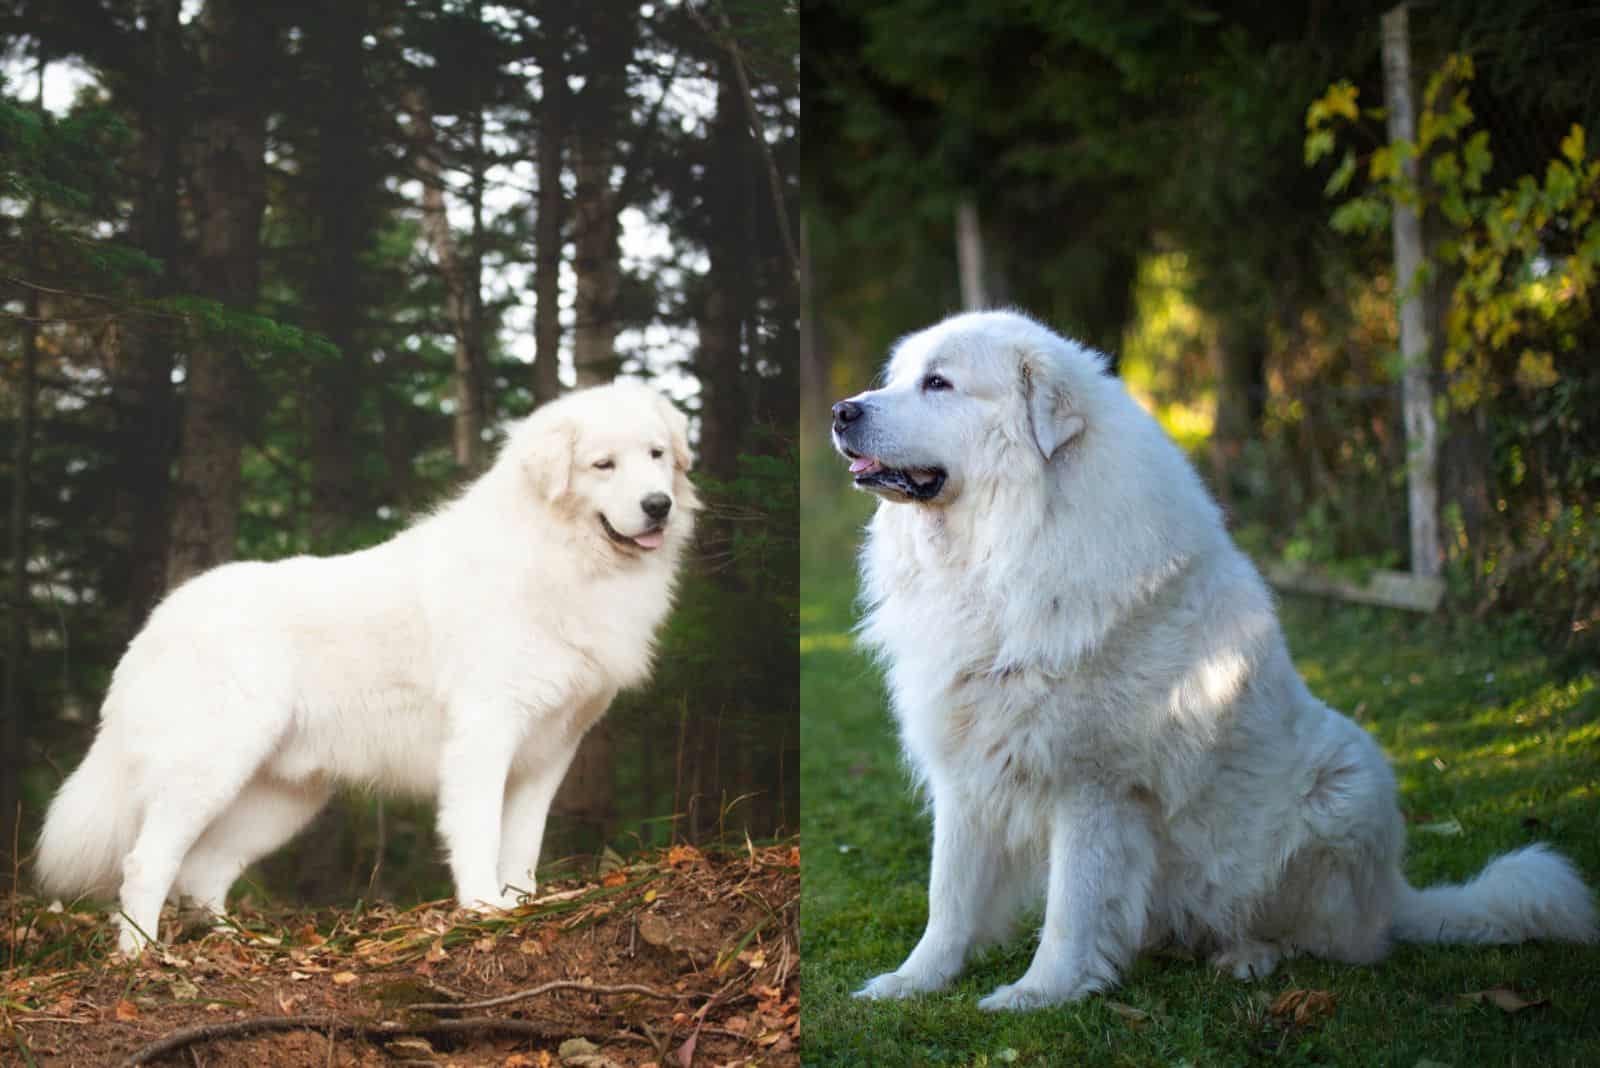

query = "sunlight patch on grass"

[{"left": 800, "top": 632, "right": 856, "bottom": 654}]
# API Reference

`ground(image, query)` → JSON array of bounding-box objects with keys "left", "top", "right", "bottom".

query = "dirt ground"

[{"left": 2, "top": 843, "right": 799, "bottom": 1068}]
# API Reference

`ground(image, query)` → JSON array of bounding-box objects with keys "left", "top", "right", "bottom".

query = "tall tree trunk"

[
  {"left": 3, "top": 186, "right": 42, "bottom": 872},
  {"left": 532, "top": 5, "right": 569, "bottom": 406},
  {"left": 956, "top": 196, "right": 987, "bottom": 311},
  {"left": 569, "top": 4, "right": 636, "bottom": 386},
  {"left": 1209, "top": 321, "right": 1267, "bottom": 509},
  {"left": 697, "top": 58, "right": 748, "bottom": 485},
  {"left": 111, "top": 0, "right": 183, "bottom": 633},
  {"left": 551, "top": 3, "right": 637, "bottom": 841},
  {"left": 167, "top": 0, "right": 274, "bottom": 587},
  {"left": 408, "top": 95, "right": 487, "bottom": 469},
  {"left": 306, "top": 0, "right": 368, "bottom": 548},
  {"left": 464, "top": 83, "right": 489, "bottom": 459}
]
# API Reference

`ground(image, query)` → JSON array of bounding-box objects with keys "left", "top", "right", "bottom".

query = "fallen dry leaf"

[
  {"left": 332, "top": 971, "right": 358, "bottom": 985},
  {"left": 1105, "top": 1000, "right": 1150, "bottom": 1024},
  {"left": 500, "top": 1053, "right": 543, "bottom": 1068},
  {"left": 1269, "top": 988, "right": 1337, "bottom": 1027},
  {"left": 666, "top": 844, "right": 704, "bottom": 868},
  {"left": 113, "top": 999, "right": 139, "bottom": 1022},
  {"left": 425, "top": 937, "right": 448, "bottom": 963},
  {"left": 602, "top": 870, "right": 629, "bottom": 888},
  {"left": 1460, "top": 986, "right": 1549, "bottom": 1013}
]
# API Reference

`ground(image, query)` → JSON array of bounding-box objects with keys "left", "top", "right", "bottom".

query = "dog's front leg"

[
  {"left": 978, "top": 786, "right": 1156, "bottom": 1010},
  {"left": 438, "top": 707, "right": 523, "bottom": 912},
  {"left": 856, "top": 786, "right": 1007, "bottom": 999},
  {"left": 496, "top": 732, "right": 585, "bottom": 897}
]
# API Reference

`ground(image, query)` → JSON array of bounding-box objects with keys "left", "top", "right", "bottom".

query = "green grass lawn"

[{"left": 800, "top": 484, "right": 1600, "bottom": 1067}]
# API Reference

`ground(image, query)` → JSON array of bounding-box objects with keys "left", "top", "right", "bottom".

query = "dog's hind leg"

[
  {"left": 119, "top": 768, "right": 270, "bottom": 954},
  {"left": 116, "top": 702, "right": 286, "bottom": 956},
  {"left": 175, "top": 776, "right": 333, "bottom": 917},
  {"left": 856, "top": 791, "right": 1010, "bottom": 1000}
]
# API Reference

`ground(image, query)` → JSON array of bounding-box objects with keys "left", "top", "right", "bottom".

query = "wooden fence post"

[{"left": 1381, "top": 2, "right": 1442, "bottom": 578}]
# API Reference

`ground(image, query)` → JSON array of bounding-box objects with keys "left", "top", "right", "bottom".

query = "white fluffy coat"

[
  {"left": 36, "top": 381, "right": 696, "bottom": 955},
  {"left": 833, "top": 311, "right": 1595, "bottom": 1010}
]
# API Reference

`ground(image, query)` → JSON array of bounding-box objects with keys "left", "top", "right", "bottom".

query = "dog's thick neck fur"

[{"left": 859, "top": 328, "right": 1224, "bottom": 680}]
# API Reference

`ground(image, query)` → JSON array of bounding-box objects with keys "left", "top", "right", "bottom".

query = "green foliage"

[
  {"left": 801, "top": 482, "right": 1600, "bottom": 1066},
  {"left": 1308, "top": 55, "right": 1600, "bottom": 650}
]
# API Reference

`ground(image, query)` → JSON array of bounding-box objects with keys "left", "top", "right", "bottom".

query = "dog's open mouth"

[
  {"left": 843, "top": 451, "right": 948, "bottom": 501},
  {"left": 599, "top": 514, "right": 666, "bottom": 551}
]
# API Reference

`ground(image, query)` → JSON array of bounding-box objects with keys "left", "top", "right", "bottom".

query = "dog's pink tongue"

[
  {"left": 849, "top": 457, "right": 880, "bottom": 474},
  {"left": 633, "top": 530, "right": 665, "bottom": 550}
]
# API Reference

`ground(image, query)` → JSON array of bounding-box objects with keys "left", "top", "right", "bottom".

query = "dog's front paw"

[
  {"left": 854, "top": 970, "right": 943, "bottom": 1000},
  {"left": 978, "top": 978, "right": 1087, "bottom": 1012},
  {"left": 1210, "top": 940, "right": 1282, "bottom": 981},
  {"left": 459, "top": 889, "right": 522, "bottom": 914}
]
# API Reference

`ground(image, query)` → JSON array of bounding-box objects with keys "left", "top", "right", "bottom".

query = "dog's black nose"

[
  {"left": 641, "top": 493, "right": 672, "bottom": 521},
  {"left": 832, "top": 400, "right": 863, "bottom": 432}
]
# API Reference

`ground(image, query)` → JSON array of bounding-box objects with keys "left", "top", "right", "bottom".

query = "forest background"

[
  {"left": 803, "top": 0, "right": 1600, "bottom": 654},
  {"left": 0, "top": 0, "right": 800, "bottom": 904}
]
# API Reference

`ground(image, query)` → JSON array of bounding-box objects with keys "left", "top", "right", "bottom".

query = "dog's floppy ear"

[
  {"left": 521, "top": 413, "right": 577, "bottom": 503},
  {"left": 656, "top": 393, "right": 693, "bottom": 472},
  {"left": 1020, "top": 355, "right": 1085, "bottom": 461}
]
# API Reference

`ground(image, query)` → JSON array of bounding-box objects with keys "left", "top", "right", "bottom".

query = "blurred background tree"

[
  {"left": 0, "top": 0, "right": 798, "bottom": 901},
  {"left": 803, "top": 0, "right": 1599, "bottom": 660}
]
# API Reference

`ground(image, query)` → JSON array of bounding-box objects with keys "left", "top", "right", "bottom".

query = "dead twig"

[
  {"left": 121, "top": 1013, "right": 613, "bottom": 1067},
  {"left": 408, "top": 978, "right": 688, "bottom": 1014}
]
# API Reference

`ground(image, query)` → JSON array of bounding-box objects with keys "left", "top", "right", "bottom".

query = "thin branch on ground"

[
  {"left": 407, "top": 978, "right": 688, "bottom": 1014},
  {"left": 121, "top": 1013, "right": 620, "bottom": 1067}
]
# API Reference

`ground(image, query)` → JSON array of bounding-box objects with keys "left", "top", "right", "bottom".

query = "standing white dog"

[
  {"left": 37, "top": 380, "right": 696, "bottom": 955},
  {"left": 832, "top": 310, "right": 1595, "bottom": 1010}
]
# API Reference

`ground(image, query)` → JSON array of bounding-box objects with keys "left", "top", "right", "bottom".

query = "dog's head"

[
  {"left": 512, "top": 380, "right": 697, "bottom": 556},
  {"left": 831, "top": 310, "right": 1101, "bottom": 506}
]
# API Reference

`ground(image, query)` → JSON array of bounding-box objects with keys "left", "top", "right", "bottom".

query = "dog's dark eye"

[
  {"left": 650, "top": 447, "right": 664, "bottom": 459},
  {"left": 593, "top": 458, "right": 615, "bottom": 470},
  {"left": 923, "top": 374, "right": 953, "bottom": 392}
]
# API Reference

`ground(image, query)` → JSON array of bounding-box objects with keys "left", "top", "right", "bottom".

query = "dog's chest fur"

[
  {"left": 862, "top": 521, "right": 1143, "bottom": 807},
  {"left": 858, "top": 498, "right": 1287, "bottom": 843}
]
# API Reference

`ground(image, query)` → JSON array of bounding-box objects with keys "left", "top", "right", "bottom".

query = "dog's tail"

[
  {"left": 1392, "top": 844, "right": 1597, "bottom": 945},
  {"left": 35, "top": 734, "right": 142, "bottom": 900}
]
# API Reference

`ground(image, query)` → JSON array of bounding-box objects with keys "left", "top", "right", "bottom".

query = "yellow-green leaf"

[
  {"left": 1307, "top": 81, "right": 1360, "bottom": 129},
  {"left": 1561, "top": 123, "right": 1585, "bottom": 164},
  {"left": 1515, "top": 350, "right": 1559, "bottom": 391}
]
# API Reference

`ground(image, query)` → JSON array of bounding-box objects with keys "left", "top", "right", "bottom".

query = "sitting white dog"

[
  {"left": 833, "top": 310, "right": 1596, "bottom": 1010},
  {"left": 36, "top": 381, "right": 696, "bottom": 955}
]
